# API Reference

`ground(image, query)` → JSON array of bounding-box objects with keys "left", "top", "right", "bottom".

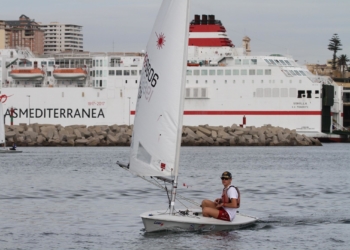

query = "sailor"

[
  {"left": 10, "top": 143, "right": 17, "bottom": 151},
  {"left": 201, "top": 171, "right": 239, "bottom": 221}
]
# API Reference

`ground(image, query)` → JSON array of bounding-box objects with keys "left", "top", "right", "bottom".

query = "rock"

[
  {"left": 5, "top": 131, "right": 16, "bottom": 138},
  {"left": 74, "top": 129, "right": 82, "bottom": 138},
  {"left": 37, "top": 135, "right": 45, "bottom": 144},
  {"left": 24, "top": 131, "right": 38, "bottom": 141},
  {"left": 107, "top": 134, "right": 118, "bottom": 144},
  {"left": 217, "top": 130, "right": 230, "bottom": 138},
  {"left": 183, "top": 127, "right": 199, "bottom": 139},
  {"left": 233, "top": 130, "right": 244, "bottom": 136},
  {"left": 75, "top": 139, "right": 88, "bottom": 146},
  {"left": 211, "top": 130, "right": 217, "bottom": 139},
  {"left": 197, "top": 127, "right": 212, "bottom": 137},
  {"left": 87, "top": 137, "right": 100, "bottom": 146}
]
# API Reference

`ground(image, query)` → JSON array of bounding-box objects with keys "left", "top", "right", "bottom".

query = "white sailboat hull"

[{"left": 141, "top": 209, "right": 258, "bottom": 232}]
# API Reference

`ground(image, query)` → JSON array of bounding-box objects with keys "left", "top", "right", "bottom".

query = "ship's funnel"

[
  {"left": 201, "top": 14, "right": 207, "bottom": 25},
  {"left": 194, "top": 15, "right": 200, "bottom": 25},
  {"left": 208, "top": 15, "right": 215, "bottom": 24}
]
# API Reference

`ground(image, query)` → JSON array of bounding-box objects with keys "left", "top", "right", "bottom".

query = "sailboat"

[
  {"left": 118, "top": 0, "right": 257, "bottom": 232},
  {"left": 0, "top": 102, "right": 22, "bottom": 153}
]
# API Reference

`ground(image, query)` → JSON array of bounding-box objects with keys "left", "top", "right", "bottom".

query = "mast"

[{"left": 170, "top": 0, "right": 190, "bottom": 215}]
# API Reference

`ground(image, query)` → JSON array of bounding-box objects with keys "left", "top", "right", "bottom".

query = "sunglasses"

[{"left": 221, "top": 177, "right": 230, "bottom": 180}]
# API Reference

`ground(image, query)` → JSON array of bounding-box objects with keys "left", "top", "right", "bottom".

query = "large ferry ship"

[{"left": 0, "top": 15, "right": 344, "bottom": 138}]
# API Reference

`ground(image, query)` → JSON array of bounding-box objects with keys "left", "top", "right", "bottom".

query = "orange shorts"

[{"left": 217, "top": 208, "right": 230, "bottom": 221}]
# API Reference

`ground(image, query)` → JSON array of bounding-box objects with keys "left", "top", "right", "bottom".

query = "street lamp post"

[
  {"left": 27, "top": 95, "right": 30, "bottom": 125},
  {"left": 128, "top": 97, "right": 131, "bottom": 126}
]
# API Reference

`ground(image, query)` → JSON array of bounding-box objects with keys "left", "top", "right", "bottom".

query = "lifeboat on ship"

[
  {"left": 53, "top": 68, "right": 87, "bottom": 80},
  {"left": 10, "top": 68, "right": 45, "bottom": 80}
]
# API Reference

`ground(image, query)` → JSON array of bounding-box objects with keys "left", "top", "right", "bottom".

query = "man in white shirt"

[{"left": 201, "top": 171, "right": 239, "bottom": 221}]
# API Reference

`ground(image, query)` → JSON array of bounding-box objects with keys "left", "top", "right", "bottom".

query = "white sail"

[
  {"left": 0, "top": 102, "right": 5, "bottom": 145},
  {"left": 129, "top": 0, "right": 190, "bottom": 177}
]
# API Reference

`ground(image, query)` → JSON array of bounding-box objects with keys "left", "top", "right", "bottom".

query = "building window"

[
  {"left": 116, "top": 70, "right": 122, "bottom": 76},
  {"left": 109, "top": 70, "right": 115, "bottom": 76},
  {"left": 124, "top": 70, "right": 130, "bottom": 76}
]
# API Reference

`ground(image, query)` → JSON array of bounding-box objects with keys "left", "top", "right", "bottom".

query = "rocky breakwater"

[
  {"left": 3, "top": 123, "right": 321, "bottom": 147},
  {"left": 4, "top": 123, "right": 132, "bottom": 147},
  {"left": 181, "top": 124, "right": 322, "bottom": 146}
]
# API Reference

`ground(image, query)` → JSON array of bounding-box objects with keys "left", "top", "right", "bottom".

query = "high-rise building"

[
  {"left": 4, "top": 15, "right": 44, "bottom": 55},
  {"left": 39, "top": 22, "right": 83, "bottom": 54}
]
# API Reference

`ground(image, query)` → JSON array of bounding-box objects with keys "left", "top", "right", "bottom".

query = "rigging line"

[{"left": 121, "top": 167, "right": 201, "bottom": 207}]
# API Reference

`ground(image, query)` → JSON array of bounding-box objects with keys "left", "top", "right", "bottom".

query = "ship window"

[
  {"left": 273, "top": 88, "right": 279, "bottom": 97},
  {"left": 196, "top": 80, "right": 198, "bottom": 83},
  {"left": 125, "top": 80, "right": 128, "bottom": 84},
  {"left": 124, "top": 70, "right": 130, "bottom": 76},
  {"left": 233, "top": 80, "right": 235, "bottom": 83},
  {"left": 233, "top": 69, "right": 239, "bottom": 75},
  {"left": 41, "top": 61, "right": 47, "bottom": 65},
  {"left": 297, "top": 90, "right": 305, "bottom": 98},
  {"left": 268, "top": 59, "right": 276, "bottom": 65},
  {"left": 290, "top": 88, "right": 297, "bottom": 97},
  {"left": 264, "top": 59, "right": 271, "bottom": 65},
  {"left": 299, "top": 71, "right": 306, "bottom": 76},
  {"left": 257, "top": 69, "right": 263, "bottom": 75},
  {"left": 186, "top": 80, "right": 189, "bottom": 84},
  {"left": 284, "top": 60, "right": 291, "bottom": 66},
  {"left": 242, "top": 80, "right": 245, "bottom": 83},
  {"left": 135, "top": 80, "right": 138, "bottom": 84},
  {"left": 225, "top": 80, "right": 227, "bottom": 83},
  {"left": 213, "top": 80, "right": 216, "bottom": 83},
  {"left": 93, "top": 60, "right": 95, "bottom": 67},
  {"left": 109, "top": 70, "right": 115, "bottom": 76},
  {"left": 241, "top": 69, "right": 247, "bottom": 75},
  {"left": 243, "top": 59, "right": 249, "bottom": 65},
  {"left": 90, "top": 71, "right": 92, "bottom": 76},
  {"left": 264, "top": 88, "right": 271, "bottom": 97},
  {"left": 193, "top": 70, "right": 200, "bottom": 76},
  {"left": 265, "top": 69, "right": 272, "bottom": 75},
  {"left": 294, "top": 70, "right": 301, "bottom": 76},
  {"left": 201, "top": 88, "right": 207, "bottom": 98},
  {"left": 235, "top": 59, "right": 241, "bottom": 65},
  {"left": 307, "top": 90, "right": 312, "bottom": 98},
  {"left": 257, "top": 88, "right": 263, "bottom": 97},
  {"left": 201, "top": 70, "right": 208, "bottom": 76},
  {"left": 193, "top": 88, "right": 199, "bottom": 98},
  {"left": 290, "top": 80, "right": 292, "bottom": 83},
  {"left": 261, "top": 80, "right": 263, "bottom": 83},
  {"left": 100, "top": 60, "right": 102, "bottom": 67},
  {"left": 100, "top": 80, "right": 103, "bottom": 87},
  {"left": 131, "top": 70, "right": 137, "bottom": 76},
  {"left": 116, "top": 70, "right": 122, "bottom": 76},
  {"left": 225, "top": 70, "right": 231, "bottom": 75},
  {"left": 315, "top": 90, "right": 319, "bottom": 94},
  {"left": 209, "top": 69, "right": 215, "bottom": 75},
  {"left": 186, "top": 88, "right": 191, "bottom": 98},
  {"left": 186, "top": 70, "right": 192, "bottom": 76},
  {"left": 139, "top": 70, "right": 142, "bottom": 75},
  {"left": 93, "top": 71, "right": 95, "bottom": 77},
  {"left": 205, "top": 80, "right": 207, "bottom": 83},
  {"left": 47, "top": 71, "right": 52, "bottom": 77},
  {"left": 249, "top": 69, "right": 255, "bottom": 75},
  {"left": 279, "top": 60, "right": 286, "bottom": 65},
  {"left": 281, "top": 80, "right": 283, "bottom": 83},
  {"left": 251, "top": 59, "right": 257, "bottom": 65},
  {"left": 100, "top": 70, "right": 103, "bottom": 77},
  {"left": 217, "top": 70, "right": 223, "bottom": 75},
  {"left": 299, "top": 80, "right": 302, "bottom": 83},
  {"left": 281, "top": 88, "right": 288, "bottom": 97},
  {"left": 289, "top": 70, "right": 296, "bottom": 76}
]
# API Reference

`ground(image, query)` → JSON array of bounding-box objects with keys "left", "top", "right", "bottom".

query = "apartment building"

[
  {"left": 40, "top": 22, "right": 83, "bottom": 54},
  {"left": 4, "top": 15, "right": 44, "bottom": 55}
]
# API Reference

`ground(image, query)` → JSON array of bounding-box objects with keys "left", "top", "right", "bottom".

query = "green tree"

[
  {"left": 328, "top": 33, "right": 342, "bottom": 70},
  {"left": 338, "top": 54, "right": 349, "bottom": 78}
]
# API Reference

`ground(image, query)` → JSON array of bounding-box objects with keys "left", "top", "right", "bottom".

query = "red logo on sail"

[
  {"left": 160, "top": 162, "right": 166, "bottom": 171},
  {"left": 156, "top": 32, "right": 166, "bottom": 49},
  {"left": 0, "top": 94, "right": 12, "bottom": 103}
]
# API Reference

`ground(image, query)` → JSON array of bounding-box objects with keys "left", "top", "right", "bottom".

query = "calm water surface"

[{"left": 0, "top": 144, "right": 349, "bottom": 250}]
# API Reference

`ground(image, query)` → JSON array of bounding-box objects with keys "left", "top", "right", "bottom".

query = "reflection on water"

[{"left": 0, "top": 144, "right": 349, "bottom": 249}]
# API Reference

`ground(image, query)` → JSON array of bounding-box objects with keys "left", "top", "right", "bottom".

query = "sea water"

[{"left": 0, "top": 144, "right": 349, "bottom": 250}]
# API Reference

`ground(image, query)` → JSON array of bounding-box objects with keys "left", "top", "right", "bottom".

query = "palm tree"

[
  {"left": 328, "top": 33, "right": 342, "bottom": 70},
  {"left": 338, "top": 54, "right": 349, "bottom": 78}
]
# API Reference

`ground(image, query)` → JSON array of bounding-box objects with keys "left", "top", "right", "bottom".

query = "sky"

[{"left": 1, "top": 0, "right": 349, "bottom": 65}]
